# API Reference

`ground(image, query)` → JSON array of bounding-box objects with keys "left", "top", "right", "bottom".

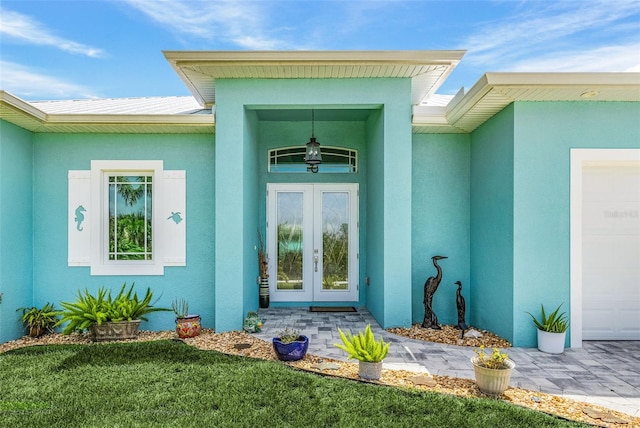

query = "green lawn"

[{"left": 0, "top": 340, "right": 586, "bottom": 428}]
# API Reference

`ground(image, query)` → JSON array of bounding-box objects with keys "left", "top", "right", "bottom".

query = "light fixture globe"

[
  {"left": 305, "top": 136, "right": 322, "bottom": 173},
  {"left": 304, "top": 110, "right": 322, "bottom": 173}
]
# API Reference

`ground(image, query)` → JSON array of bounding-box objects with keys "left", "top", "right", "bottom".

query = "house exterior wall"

[
  {"left": 0, "top": 120, "right": 34, "bottom": 342},
  {"left": 470, "top": 105, "right": 516, "bottom": 342},
  {"left": 411, "top": 133, "right": 471, "bottom": 326},
  {"left": 30, "top": 133, "right": 215, "bottom": 333},
  {"left": 512, "top": 101, "right": 640, "bottom": 347}
]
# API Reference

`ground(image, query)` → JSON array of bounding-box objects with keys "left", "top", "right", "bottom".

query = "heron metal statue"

[
  {"left": 454, "top": 281, "right": 468, "bottom": 337},
  {"left": 422, "top": 255, "right": 447, "bottom": 329}
]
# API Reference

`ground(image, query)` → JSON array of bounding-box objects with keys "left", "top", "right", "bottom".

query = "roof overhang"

[
  {"left": 0, "top": 91, "right": 215, "bottom": 134},
  {"left": 412, "top": 72, "right": 640, "bottom": 133},
  {"left": 163, "top": 50, "right": 465, "bottom": 108}
]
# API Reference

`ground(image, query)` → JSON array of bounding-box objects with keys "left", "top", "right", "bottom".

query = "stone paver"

[{"left": 255, "top": 307, "right": 640, "bottom": 418}]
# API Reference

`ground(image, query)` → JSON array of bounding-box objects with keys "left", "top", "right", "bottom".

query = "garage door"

[{"left": 582, "top": 161, "right": 640, "bottom": 340}]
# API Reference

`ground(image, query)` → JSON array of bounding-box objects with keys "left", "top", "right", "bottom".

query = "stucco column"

[
  {"left": 382, "top": 101, "right": 413, "bottom": 328},
  {"left": 213, "top": 95, "right": 246, "bottom": 332}
]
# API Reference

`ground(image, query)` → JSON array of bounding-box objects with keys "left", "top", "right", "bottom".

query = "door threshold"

[{"left": 309, "top": 306, "right": 357, "bottom": 313}]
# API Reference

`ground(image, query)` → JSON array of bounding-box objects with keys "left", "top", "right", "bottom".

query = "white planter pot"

[
  {"left": 537, "top": 329, "right": 566, "bottom": 354},
  {"left": 358, "top": 361, "right": 383, "bottom": 380},
  {"left": 471, "top": 357, "right": 515, "bottom": 395}
]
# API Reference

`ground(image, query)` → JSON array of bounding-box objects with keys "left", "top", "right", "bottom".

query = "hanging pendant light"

[{"left": 304, "top": 109, "right": 322, "bottom": 173}]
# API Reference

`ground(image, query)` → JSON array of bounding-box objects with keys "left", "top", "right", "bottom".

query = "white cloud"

[
  {"left": 0, "top": 61, "right": 100, "bottom": 99},
  {"left": 462, "top": 0, "right": 640, "bottom": 69},
  {"left": 508, "top": 43, "right": 640, "bottom": 73},
  {"left": 124, "top": 0, "right": 291, "bottom": 49},
  {"left": 0, "top": 8, "right": 105, "bottom": 58}
]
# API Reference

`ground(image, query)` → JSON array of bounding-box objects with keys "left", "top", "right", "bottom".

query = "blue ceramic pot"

[{"left": 272, "top": 335, "right": 309, "bottom": 361}]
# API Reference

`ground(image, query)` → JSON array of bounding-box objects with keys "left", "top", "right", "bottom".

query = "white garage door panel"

[{"left": 582, "top": 162, "right": 640, "bottom": 340}]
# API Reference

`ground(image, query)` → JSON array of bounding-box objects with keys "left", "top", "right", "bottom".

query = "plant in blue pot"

[{"left": 272, "top": 327, "right": 309, "bottom": 361}]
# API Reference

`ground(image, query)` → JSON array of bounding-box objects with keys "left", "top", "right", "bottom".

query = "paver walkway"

[{"left": 255, "top": 307, "right": 640, "bottom": 418}]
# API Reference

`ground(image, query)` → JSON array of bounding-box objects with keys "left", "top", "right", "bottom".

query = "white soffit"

[
  {"left": 413, "top": 72, "right": 640, "bottom": 133},
  {"left": 163, "top": 50, "right": 465, "bottom": 107}
]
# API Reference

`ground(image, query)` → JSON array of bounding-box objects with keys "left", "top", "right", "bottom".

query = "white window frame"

[{"left": 91, "top": 160, "right": 165, "bottom": 275}]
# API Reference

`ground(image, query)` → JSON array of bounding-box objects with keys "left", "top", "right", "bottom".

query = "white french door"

[{"left": 267, "top": 183, "right": 359, "bottom": 302}]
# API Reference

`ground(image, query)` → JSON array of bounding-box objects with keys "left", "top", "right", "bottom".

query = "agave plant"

[{"left": 526, "top": 303, "right": 569, "bottom": 333}]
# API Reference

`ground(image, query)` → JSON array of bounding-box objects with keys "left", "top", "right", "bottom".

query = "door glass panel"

[
  {"left": 277, "top": 192, "right": 304, "bottom": 290},
  {"left": 322, "top": 192, "right": 349, "bottom": 290}
]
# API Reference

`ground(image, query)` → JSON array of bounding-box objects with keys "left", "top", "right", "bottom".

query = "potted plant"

[
  {"left": 171, "top": 298, "right": 201, "bottom": 338},
  {"left": 272, "top": 327, "right": 309, "bottom": 361},
  {"left": 526, "top": 303, "right": 569, "bottom": 354},
  {"left": 257, "top": 228, "right": 270, "bottom": 308},
  {"left": 16, "top": 303, "right": 59, "bottom": 337},
  {"left": 57, "top": 282, "right": 170, "bottom": 341},
  {"left": 471, "top": 345, "right": 515, "bottom": 395},
  {"left": 334, "top": 324, "right": 390, "bottom": 380}
]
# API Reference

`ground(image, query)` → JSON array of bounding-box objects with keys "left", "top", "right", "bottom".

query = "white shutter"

[
  {"left": 163, "top": 170, "right": 186, "bottom": 266},
  {"left": 68, "top": 170, "right": 91, "bottom": 266}
]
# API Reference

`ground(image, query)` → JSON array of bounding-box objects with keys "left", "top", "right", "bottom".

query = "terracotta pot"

[
  {"left": 28, "top": 325, "right": 45, "bottom": 338},
  {"left": 175, "top": 315, "right": 202, "bottom": 338}
]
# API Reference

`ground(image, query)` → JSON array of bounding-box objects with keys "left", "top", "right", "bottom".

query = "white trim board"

[{"left": 570, "top": 148, "right": 640, "bottom": 348}]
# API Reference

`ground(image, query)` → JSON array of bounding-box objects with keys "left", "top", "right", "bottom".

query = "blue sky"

[{"left": 1, "top": 0, "right": 639, "bottom": 101}]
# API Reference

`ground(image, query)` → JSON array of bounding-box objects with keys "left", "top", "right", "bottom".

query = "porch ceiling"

[{"left": 163, "top": 50, "right": 465, "bottom": 108}]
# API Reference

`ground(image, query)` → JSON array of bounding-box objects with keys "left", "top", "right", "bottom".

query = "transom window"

[
  {"left": 269, "top": 146, "right": 357, "bottom": 173},
  {"left": 108, "top": 174, "right": 153, "bottom": 261}
]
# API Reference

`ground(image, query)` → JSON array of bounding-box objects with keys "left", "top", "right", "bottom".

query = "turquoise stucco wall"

[
  {"left": 215, "top": 78, "right": 413, "bottom": 330},
  {"left": 512, "top": 101, "right": 640, "bottom": 346},
  {"left": 30, "top": 133, "right": 215, "bottom": 335},
  {"left": 0, "top": 120, "right": 34, "bottom": 342},
  {"left": 469, "top": 101, "right": 640, "bottom": 347},
  {"left": 366, "top": 109, "right": 385, "bottom": 323},
  {"left": 412, "top": 133, "right": 470, "bottom": 326},
  {"left": 469, "top": 105, "right": 515, "bottom": 342}
]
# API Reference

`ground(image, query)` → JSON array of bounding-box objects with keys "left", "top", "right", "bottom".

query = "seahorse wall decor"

[{"left": 74, "top": 205, "right": 86, "bottom": 231}]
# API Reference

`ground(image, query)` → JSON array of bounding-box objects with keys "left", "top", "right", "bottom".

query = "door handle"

[{"left": 314, "top": 249, "right": 319, "bottom": 272}]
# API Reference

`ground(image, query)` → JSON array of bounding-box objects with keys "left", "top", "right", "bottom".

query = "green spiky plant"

[
  {"left": 56, "top": 282, "right": 170, "bottom": 334},
  {"left": 334, "top": 324, "right": 390, "bottom": 362},
  {"left": 526, "top": 303, "right": 569, "bottom": 333},
  {"left": 16, "top": 303, "right": 59, "bottom": 337}
]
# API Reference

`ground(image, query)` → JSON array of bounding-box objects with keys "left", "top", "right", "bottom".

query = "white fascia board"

[
  {"left": 0, "top": 90, "right": 48, "bottom": 122},
  {"left": 484, "top": 72, "right": 640, "bottom": 87},
  {"left": 412, "top": 105, "right": 448, "bottom": 124},
  {"left": 164, "top": 50, "right": 466, "bottom": 66},
  {"left": 444, "top": 74, "right": 496, "bottom": 125}
]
